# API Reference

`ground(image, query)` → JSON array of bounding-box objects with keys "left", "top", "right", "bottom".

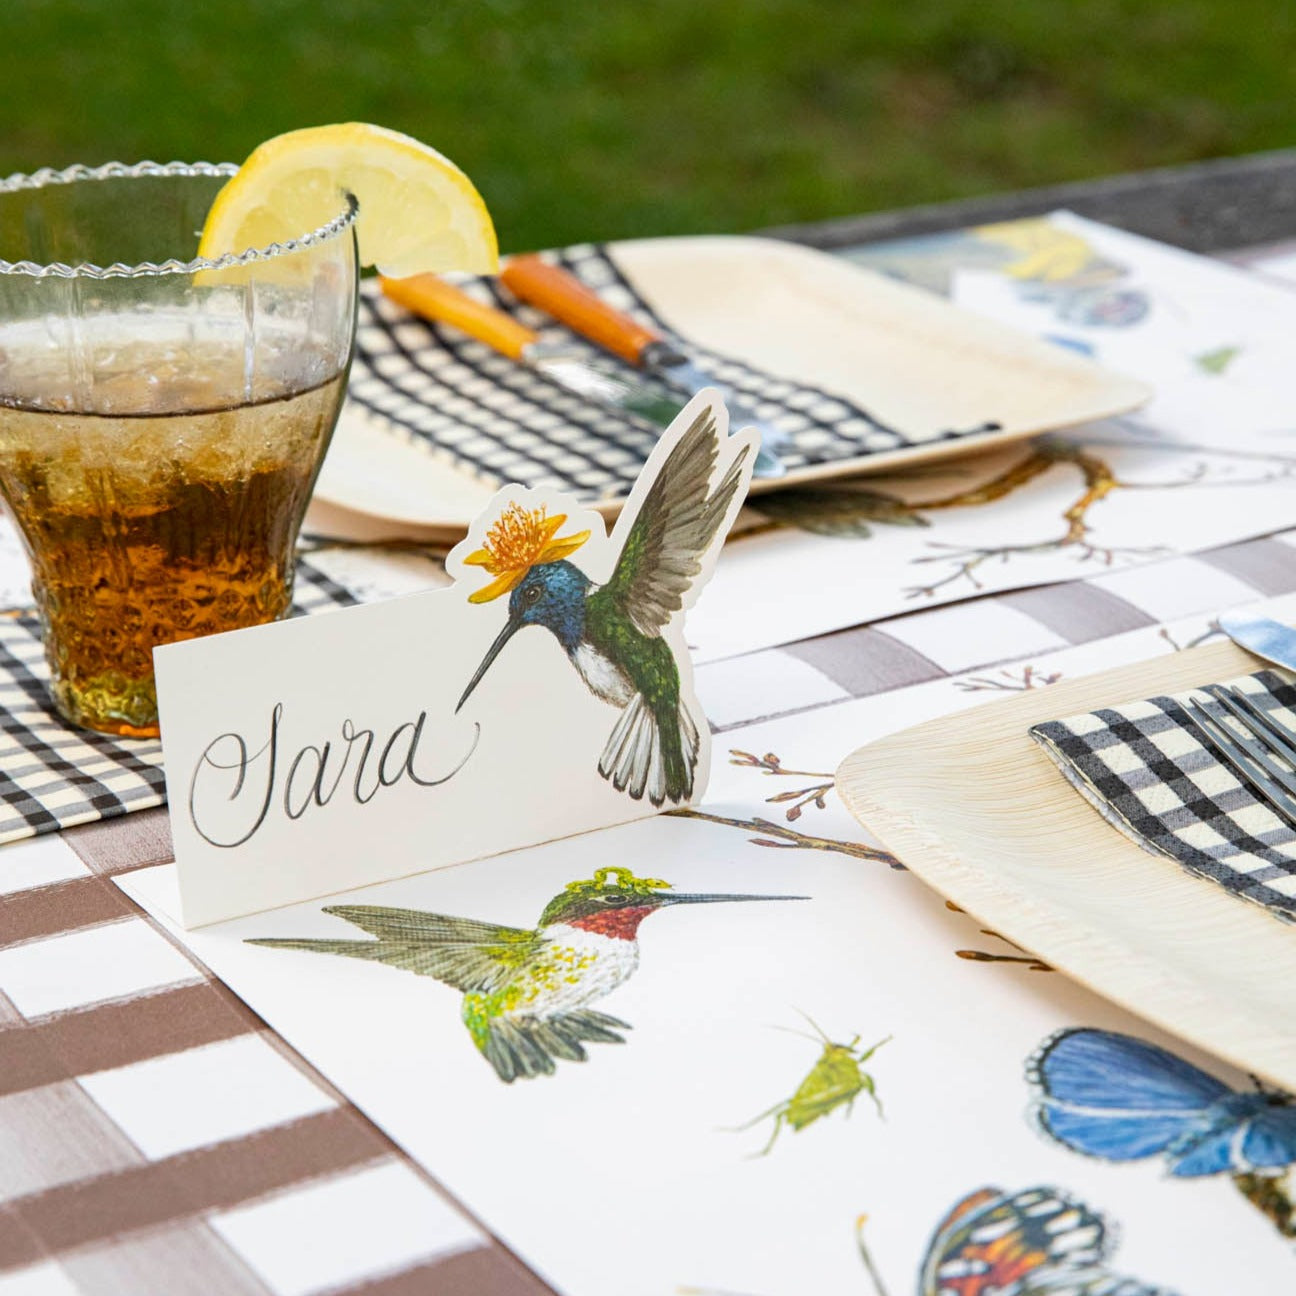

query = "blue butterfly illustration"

[{"left": 1027, "top": 1028, "right": 1296, "bottom": 1178}]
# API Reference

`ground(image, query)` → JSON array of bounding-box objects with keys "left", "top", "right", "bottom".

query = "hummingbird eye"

[{"left": 523, "top": 584, "right": 542, "bottom": 605}]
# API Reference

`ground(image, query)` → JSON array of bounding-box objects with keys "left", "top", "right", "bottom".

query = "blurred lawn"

[{"left": 3, "top": 0, "right": 1295, "bottom": 253}]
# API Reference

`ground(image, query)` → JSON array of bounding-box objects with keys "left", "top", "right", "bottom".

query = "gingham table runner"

[
  {"left": 348, "top": 243, "right": 996, "bottom": 501},
  {"left": 0, "top": 558, "right": 360, "bottom": 848},
  {"left": 1032, "top": 668, "right": 1296, "bottom": 922}
]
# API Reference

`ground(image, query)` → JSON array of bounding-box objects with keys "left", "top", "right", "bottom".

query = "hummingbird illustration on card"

[
  {"left": 156, "top": 391, "right": 755, "bottom": 927},
  {"left": 448, "top": 391, "right": 756, "bottom": 808}
]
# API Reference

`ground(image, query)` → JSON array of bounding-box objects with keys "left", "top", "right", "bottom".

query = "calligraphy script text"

[{"left": 188, "top": 703, "right": 480, "bottom": 848}]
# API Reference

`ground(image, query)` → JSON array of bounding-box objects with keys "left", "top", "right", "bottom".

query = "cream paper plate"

[
  {"left": 313, "top": 235, "right": 1150, "bottom": 536},
  {"left": 836, "top": 637, "right": 1296, "bottom": 1090}
]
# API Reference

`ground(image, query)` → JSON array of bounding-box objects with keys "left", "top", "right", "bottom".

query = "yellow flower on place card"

[{"left": 463, "top": 502, "right": 591, "bottom": 603}]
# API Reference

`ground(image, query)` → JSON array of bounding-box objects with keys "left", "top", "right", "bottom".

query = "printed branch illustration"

[
  {"left": 905, "top": 433, "right": 1296, "bottom": 599},
  {"left": 954, "top": 665, "right": 1063, "bottom": 693},
  {"left": 677, "top": 808, "right": 903, "bottom": 865},
  {"left": 684, "top": 754, "right": 1049, "bottom": 969},
  {"left": 673, "top": 749, "right": 902, "bottom": 867},
  {"left": 729, "top": 750, "right": 836, "bottom": 821},
  {"left": 1158, "top": 619, "right": 1223, "bottom": 653},
  {"left": 903, "top": 443, "right": 1166, "bottom": 599},
  {"left": 946, "top": 901, "right": 1053, "bottom": 971},
  {"left": 741, "top": 433, "right": 1296, "bottom": 602}
]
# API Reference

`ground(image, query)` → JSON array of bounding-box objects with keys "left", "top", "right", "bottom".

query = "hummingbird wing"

[
  {"left": 584, "top": 408, "right": 743, "bottom": 804},
  {"left": 246, "top": 904, "right": 542, "bottom": 994},
  {"left": 602, "top": 405, "right": 751, "bottom": 637}
]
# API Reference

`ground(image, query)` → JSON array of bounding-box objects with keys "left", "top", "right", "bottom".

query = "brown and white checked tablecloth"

[{"left": 6, "top": 527, "right": 1296, "bottom": 1294}]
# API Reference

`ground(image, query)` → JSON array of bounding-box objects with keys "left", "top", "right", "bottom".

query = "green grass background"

[{"left": 4, "top": 0, "right": 1294, "bottom": 252}]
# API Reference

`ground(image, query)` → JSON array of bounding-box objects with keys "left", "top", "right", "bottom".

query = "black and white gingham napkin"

[
  {"left": 1031, "top": 669, "right": 1296, "bottom": 923},
  {"left": 0, "top": 558, "right": 360, "bottom": 846},
  {"left": 348, "top": 243, "right": 999, "bottom": 502}
]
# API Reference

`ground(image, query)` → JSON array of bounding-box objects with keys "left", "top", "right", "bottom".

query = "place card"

[{"left": 155, "top": 391, "right": 757, "bottom": 925}]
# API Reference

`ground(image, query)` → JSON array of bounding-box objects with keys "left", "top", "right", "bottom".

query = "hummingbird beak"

[
  {"left": 658, "top": 892, "right": 811, "bottom": 906},
  {"left": 456, "top": 616, "right": 521, "bottom": 714}
]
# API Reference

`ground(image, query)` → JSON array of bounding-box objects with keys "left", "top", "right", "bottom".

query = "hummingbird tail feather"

[
  {"left": 480, "top": 1010, "right": 630, "bottom": 1083},
  {"left": 564, "top": 1007, "right": 632, "bottom": 1039},
  {"left": 598, "top": 694, "right": 701, "bottom": 807},
  {"left": 482, "top": 1018, "right": 556, "bottom": 1083},
  {"left": 655, "top": 697, "right": 700, "bottom": 805}
]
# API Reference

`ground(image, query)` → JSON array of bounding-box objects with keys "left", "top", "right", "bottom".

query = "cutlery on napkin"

[
  {"left": 381, "top": 272, "right": 785, "bottom": 478},
  {"left": 498, "top": 254, "right": 788, "bottom": 477},
  {"left": 1030, "top": 669, "right": 1296, "bottom": 924}
]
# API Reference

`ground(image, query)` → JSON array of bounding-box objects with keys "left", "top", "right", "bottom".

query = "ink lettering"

[{"left": 188, "top": 704, "right": 479, "bottom": 847}]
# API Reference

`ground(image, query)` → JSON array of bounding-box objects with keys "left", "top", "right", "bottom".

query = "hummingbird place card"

[{"left": 154, "top": 392, "right": 758, "bottom": 926}]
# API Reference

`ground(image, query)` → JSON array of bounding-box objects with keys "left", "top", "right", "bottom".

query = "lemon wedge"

[{"left": 198, "top": 122, "right": 498, "bottom": 277}]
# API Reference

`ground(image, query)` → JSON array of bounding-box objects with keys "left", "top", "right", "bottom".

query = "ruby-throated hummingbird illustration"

[
  {"left": 455, "top": 407, "right": 751, "bottom": 807},
  {"left": 248, "top": 867, "right": 806, "bottom": 1083}
]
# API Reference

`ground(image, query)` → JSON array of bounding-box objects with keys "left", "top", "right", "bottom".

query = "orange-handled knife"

[
  {"left": 380, "top": 273, "right": 694, "bottom": 438},
  {"left": 498, "top": 255, "right": 661, "bottom": 366},
  {"left": 500, "top": 254, "right": 786, "bottom": 475}
]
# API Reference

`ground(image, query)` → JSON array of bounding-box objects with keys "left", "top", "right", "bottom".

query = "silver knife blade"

[
  {"left": 525, "top": 343, "right": 787, "bottom": 476},
  {"left": 495, "top": 255, "right": 787, "bottom": 477},
  {"left": 380, "top": 268, "right": 785, "bottom": 479},
  {"left": 641, "top": 341, "right": 787, "bottom": 478},
  {"left": 1219, "top": 612, "right": 1296, "bottom": 672}
]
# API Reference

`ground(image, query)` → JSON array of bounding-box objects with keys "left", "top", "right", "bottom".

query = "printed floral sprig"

[
  {"left": 729, "top": 750, "right": 835, "bottom": 821},
  {"left": 955, "top": 666, "right": 1062, "bottom": 694},
  {"left": 673, "top": 749, "right": 901, "bottom": 867}
]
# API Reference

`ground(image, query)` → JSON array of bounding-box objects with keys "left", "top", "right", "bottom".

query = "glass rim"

[{"left": 0, "top": 160, "right": 359, "bottom": 280}]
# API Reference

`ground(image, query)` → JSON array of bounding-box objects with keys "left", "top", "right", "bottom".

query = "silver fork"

[{"left": 1184, "top": 684, "right": 1296, "bottom": 828}]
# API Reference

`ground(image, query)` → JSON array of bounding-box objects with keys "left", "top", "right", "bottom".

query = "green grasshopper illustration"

[{"left": 737, "top": 1014, "right": 890, "bottom": 1156}]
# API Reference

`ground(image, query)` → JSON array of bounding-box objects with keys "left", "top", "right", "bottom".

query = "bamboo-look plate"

[
  {"left": 313, "top": 236, "right": 1151, "bottom": 538},
  {"left": 836, "top": 638, "right": 1296, "bottom": 1090}
]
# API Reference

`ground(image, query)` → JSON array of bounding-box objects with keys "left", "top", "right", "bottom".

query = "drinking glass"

[{"left": 0, "top": 162, "right": 358, "bottom": 737}]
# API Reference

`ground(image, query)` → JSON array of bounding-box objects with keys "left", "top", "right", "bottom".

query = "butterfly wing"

[
  {"left": 1164, "top": 1092, "right": 1296, "bottom": 1177},
  {"left": 1239, "top": 1101, "right": 1296, "bottom": 1173},
  {"left": 919, "top": 1185, "right": 1108, "bottom": 1296},
  {"left": 1028, "top": 1029, "right": 1230, "bottom": 1165},
  {"left": 1022, "top": 1269, "right": 1180, "bottom": 1296},
  {"left": 921, "top": 1185, "right": 1179, "bottom": 1296}
]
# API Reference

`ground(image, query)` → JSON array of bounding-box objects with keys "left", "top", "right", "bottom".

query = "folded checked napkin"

[{"left": 1030, "top": 669, "right": 1296, "bottom": 923}]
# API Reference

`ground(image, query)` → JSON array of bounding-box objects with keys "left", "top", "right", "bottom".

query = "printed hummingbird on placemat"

[
  {"left": 248, "top": 867, "right": 807, "bottom": 1083},
  {"left": 455, "top": 406, "right": 750, "bottom": 806}
]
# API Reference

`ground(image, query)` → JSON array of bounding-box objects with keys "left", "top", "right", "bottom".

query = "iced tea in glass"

[{"left": 0, "top": 162, "right": 358, "bottom": 736}]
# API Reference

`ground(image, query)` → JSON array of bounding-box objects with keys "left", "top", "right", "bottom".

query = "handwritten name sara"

[{"left": 189, "top": 703, "right": 480, "bottom": 848}]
